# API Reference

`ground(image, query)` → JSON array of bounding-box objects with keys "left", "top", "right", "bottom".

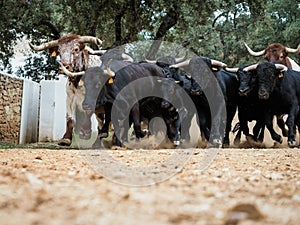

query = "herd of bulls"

[{"left": 29, "top": 34, "right": 300, "bottom": 148}]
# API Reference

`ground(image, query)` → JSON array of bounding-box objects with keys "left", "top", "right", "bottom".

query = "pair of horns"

[
  {"left": 29, "top": 35, "right": 103, "bottom": 51},
  {"left": 170, "top": 58, "right": 227, "bottom": 69},
  {"left": 225, "top": 63, "right": 288, "bottom": 73},
  {"left": 57, "top": 59, "right": 115, "bottom": 78},
  {"left": 244, "top": 42, "right": 300, "bottom": 57},
  {"left": 145, "top": 51, "right": 188, "bottom": 64},
  {"left": 243, "top": 63, "right": 288, "bottom": 72}
]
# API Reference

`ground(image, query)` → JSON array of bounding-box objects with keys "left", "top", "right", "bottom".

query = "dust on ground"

[{"left": 0, "top": 144, "right": 299, "bottom": 225}]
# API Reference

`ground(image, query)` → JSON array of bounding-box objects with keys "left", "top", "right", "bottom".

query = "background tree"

[{"left": 1, "top": 0, "right": 299, "bottom": 81}]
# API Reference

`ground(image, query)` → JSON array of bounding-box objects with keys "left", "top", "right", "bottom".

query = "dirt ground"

[{"left": 1, "top": 133, "right": 300, "bottom": 225}]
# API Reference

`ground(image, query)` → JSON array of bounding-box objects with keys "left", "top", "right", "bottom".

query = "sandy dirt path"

[{"left": 0, "top": 146, "right": 299, "bottom": 225}]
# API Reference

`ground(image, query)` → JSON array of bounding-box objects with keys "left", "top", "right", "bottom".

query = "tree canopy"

[{"left": 1, "top": 0, "right": 299, "bottom": 81}]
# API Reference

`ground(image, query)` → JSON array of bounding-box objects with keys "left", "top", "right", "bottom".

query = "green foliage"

[{"left": 1, "top": 0, "right": 300, "bottom": 80}]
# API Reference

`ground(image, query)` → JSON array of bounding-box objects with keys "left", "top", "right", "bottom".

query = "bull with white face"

[{"left": 29, "top": 34, "right": 104, "bottom": 146}]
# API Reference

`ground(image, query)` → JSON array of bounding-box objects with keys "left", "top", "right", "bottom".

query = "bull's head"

[
  {"left": 29, "top": 34, "right": 103, "bottom": 73},
  {"left": 243, "top": 62, "right": 287, "bottom": 100},
  {"left": 244, "top": 42, "right": 300, "bottom": 68},
  {"left": 157, "top": 78, "right": 183, "bottom": 109},
  {"left": 80, "top": 67, "right": 110, "bottom": 112},
  {"left": 237, "top": 65, "right": 258, "bottom": 96},
  {"left": 170, "top": 56, "right": 227, "bottom": 94}
]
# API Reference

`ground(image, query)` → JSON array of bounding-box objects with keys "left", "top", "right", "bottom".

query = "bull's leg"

[
  {"left": 233, "top": 129, "right": 242, "bottom": 145},
  {"left": 172, "top": 117, "right": 181, "bottom": 146},
  {"left": 277, "top": 115, "right": 288, "bottom": 137},
  {"left": 58, "top": 83, "right": 76, "bottom": 146},
  {"left": 234, "top": 112, "right": 250, "bottom": 144},
  {"left": 131, "top": 103, "right": 146, "bottom": 139},
  {"left": 286, "top": 113, "right": 297, "bottom": 147},
  {"left": 99, "top": 102, "right": 112, "bottom": 138},
  {"left": 265, "top": 115, "right": 282, "bottom": 144},
  {"left": 295, "top": 116, "right": 300, "bottom": 147},
  {"left": 253, "top": 121, "right": 264, "bottom": 143},
  {"left": 91, "top": 109, "right": 105, "bottom": 149},
  {"left": 58, "top": 117, "right": 74, "bottom": 146},
  {"left": 222, "top": 106, "right": 236, "bottom": 148}
]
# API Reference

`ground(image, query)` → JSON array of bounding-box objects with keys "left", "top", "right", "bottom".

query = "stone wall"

[{"left": 0, "top": 73, "right": 23, "bottom": 143}]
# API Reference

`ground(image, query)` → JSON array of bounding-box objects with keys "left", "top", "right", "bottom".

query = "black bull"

[
  {"left": 80, "top": 62, "right": 192, "bottom": 147},
  {"left": 240, "top": 62, "right": 300, "bottom": 147}
]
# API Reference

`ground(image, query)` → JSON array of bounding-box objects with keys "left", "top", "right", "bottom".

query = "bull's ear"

[
  {"left": 275, "top": 64, "right": 287, "bottom": 78},
  {"left": 95, "top": 81, "right": 102, "bottom": 88},
  {"left": 49, "top": 47, "right": 58, "bottom": 57}
]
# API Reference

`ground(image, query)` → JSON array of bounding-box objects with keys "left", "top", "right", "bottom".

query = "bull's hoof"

[
  {"left": 99, "top": 132, "right": 108, "bottom": 139},
  {"left": 136, "top": 130, "right": 147, "bottom": 139},
  {"left": 79, "top": 130, "right": 92, "bottom": 140},
  {"left": 213, "top": 138, "right": 222, "bottom": 145},
  {"left": 173, "top": 140, "right": 180, "bottom": 146},
  {"left": 222, "top": 143, "right": 229, "bottom": 148},
  {"left": 288, "top": 140, "right": 297, "bottom": 147},
  {"left": 92, "top": 139, "right": 102, "bottom": 149},
  {"left": 58, "top": 138, "right": 72, "bottom": 146},
  {"left": 207, "top": 139, "right": 222, "bottom": 148},
  {"left": 272, "top": 134, "right": 283, "bottom": 144},
  {"left": 233, "top": 138, "right": 240, "bottom": 146}
]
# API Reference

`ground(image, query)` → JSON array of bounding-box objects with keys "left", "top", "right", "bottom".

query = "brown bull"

[
  {"left": 29, "top": 34, "right": 104, "bottom": 146},
  {"left": 244, "top": 42, "right": 300, "bottom": 71}
]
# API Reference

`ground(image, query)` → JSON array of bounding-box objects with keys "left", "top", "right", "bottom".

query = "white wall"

[
  {"left": 19, "top": 79, "right": 40, "bottom": 144},
  {"left": 38, "top": 76, "right": 67, "bottom": 142}
]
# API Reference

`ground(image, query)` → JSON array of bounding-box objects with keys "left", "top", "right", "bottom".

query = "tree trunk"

[{"left": 146, "top": 3, "right": 179, "bottom": 59}]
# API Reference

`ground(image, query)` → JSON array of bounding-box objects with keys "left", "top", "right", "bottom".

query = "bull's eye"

[
  {"left": 95, "top": 81, "right": 101, "bottom": 89},
  {"left": 73, "top": 46, "right": 80, "bottom": 53}
]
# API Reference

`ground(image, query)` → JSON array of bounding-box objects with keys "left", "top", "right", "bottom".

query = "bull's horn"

[
  {"left": 243, "top": 63, "right": 258, "bottom": 72},
  {"left": 285, "top": 44, "right": 300, "bottom": 54},
  {"left": 174, "top": 51, "right": 188, "bottom": 63},
  {"left": 144, "top": 58, "right": 157, "bottom": 64},
  {"left": 275, "top": 64, "right": 288, "bottom": 71},
  {"left": 225, "top": 67, "right": 239, "bottom": 73},
  {"left": 57, "top": 61, "right": 85, "bottom": 77},
  {"left": 211, "top": 59, "right": 227, "bottom": 68},
  {"left": 104, "top": 59, "right": 115, "bottom": 77},
  {"left": 169, "top": 59, "right": 190, "bottom": 69},
  {"left": 78, "top": 36, "right": 103, "bottom": 45},
  {"left": 85, "top": 46, "right": 107, "bottom": 55},
  {"left": 28, "top": 40, "right": 59, "bottom": 51},
  {"left": 244, "top": 42, "right": 265, "bottom": 57},
  {"left": 121, "top": 53, "right": 134, "bottom": 62}
]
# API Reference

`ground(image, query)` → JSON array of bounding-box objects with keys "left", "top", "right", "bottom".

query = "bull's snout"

[
  {"left": 190, "top": 88, "right": 202, "bottom": 95},
  {"left": 161, "top": 101, "right": 171, "bottom": 109},
  {"left": 82, "top": 101, "right": 94, "bottom": 111},
  {"left": 258, "top": 89, "right": 269, "bottom": 100},
  {"left": 239, "top": 86, "right": 250, "bottom": 96}
]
